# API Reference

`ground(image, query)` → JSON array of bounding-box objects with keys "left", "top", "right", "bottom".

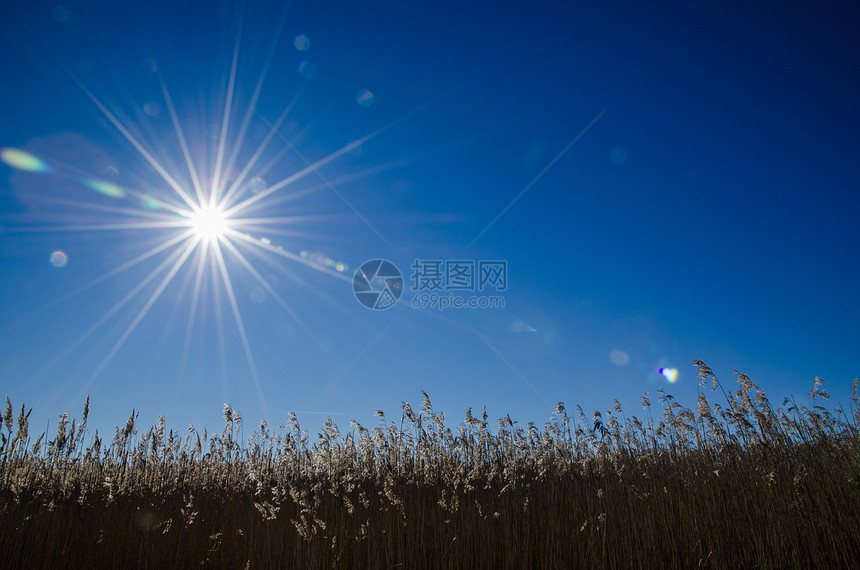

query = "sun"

[{"left": 188, "top": 204, "right": 230, "bottom": 242}]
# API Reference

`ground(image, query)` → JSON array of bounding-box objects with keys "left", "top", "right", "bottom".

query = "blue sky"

[{"left": 2, "top": 0, "right": 859, "bottom": 439}]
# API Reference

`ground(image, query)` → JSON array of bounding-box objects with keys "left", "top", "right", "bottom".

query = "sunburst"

[{"left": 0, "top": 15, "right": 398, "bottom": 418}]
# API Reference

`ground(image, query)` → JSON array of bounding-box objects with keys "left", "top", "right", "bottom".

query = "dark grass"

[{"left": 2, "top": 362, "right": 859, "bottom": 568}]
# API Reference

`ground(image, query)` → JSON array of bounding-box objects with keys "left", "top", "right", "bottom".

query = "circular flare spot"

[
  {"left": 249, "top": 177, "right": 266, "bottom": 194},
  {"left": 294, "top": 34, "right": 310, "bottom": 51},
  {"left": 298, "top": 60, "right": 317, "bottom": 78},
  {"left": 609, "top": 350, "right": 630, "bottom": 366},
  {"left": 50, "top": 251, "right": 68, "bottom": 267}
]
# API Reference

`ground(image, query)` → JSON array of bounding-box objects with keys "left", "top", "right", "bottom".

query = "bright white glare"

[{"left": 189, "top": 205, "right": 229, "bottom": 241}]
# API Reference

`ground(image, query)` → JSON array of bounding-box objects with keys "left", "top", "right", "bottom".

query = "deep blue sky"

[{"left": 1, "top": 0, "right": 858, "bottom": 439}]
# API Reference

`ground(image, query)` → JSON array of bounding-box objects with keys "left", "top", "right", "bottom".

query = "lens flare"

[
  {"left": 659, "top": 367, "right": 679, "bottom": 383},
  {"left": 83, "top": 179, "right": 126, "bottom": 198},
  {"left": 609, "top": 349, "right": 630, "bottom": 366},
  {"left": 298, "top": 60, "right": 317, "bottom": 78},
  {"left": 294, "top": 34, "right": 310, "bottom": 51},
  {"left": 357, "top": 90, "right": 374, "bottom": 107},
  {"left": 4, "top": 10, "right": 390, "bottom": 422},
  {"left": 249, "top": 177, "right": 266, "bottom": 194},
  {"left": 1, "top": 148, "right": 50, "bottom": 173},
  {"left": 50, "top": 250, "right": 68, "bottom": 267}
]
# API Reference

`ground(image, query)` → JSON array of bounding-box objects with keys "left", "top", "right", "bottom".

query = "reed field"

[{"left": 1, "top": 361, "right": 858, "bottom": 569}]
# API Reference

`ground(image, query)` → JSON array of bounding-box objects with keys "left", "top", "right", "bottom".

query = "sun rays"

[{"left": 0, "top": 16, "right": 391, "bottom": 418}]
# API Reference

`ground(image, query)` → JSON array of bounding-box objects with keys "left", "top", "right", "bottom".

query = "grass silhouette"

[{"left": 1, "top": 361, "right": 858, "bottom": 568}]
